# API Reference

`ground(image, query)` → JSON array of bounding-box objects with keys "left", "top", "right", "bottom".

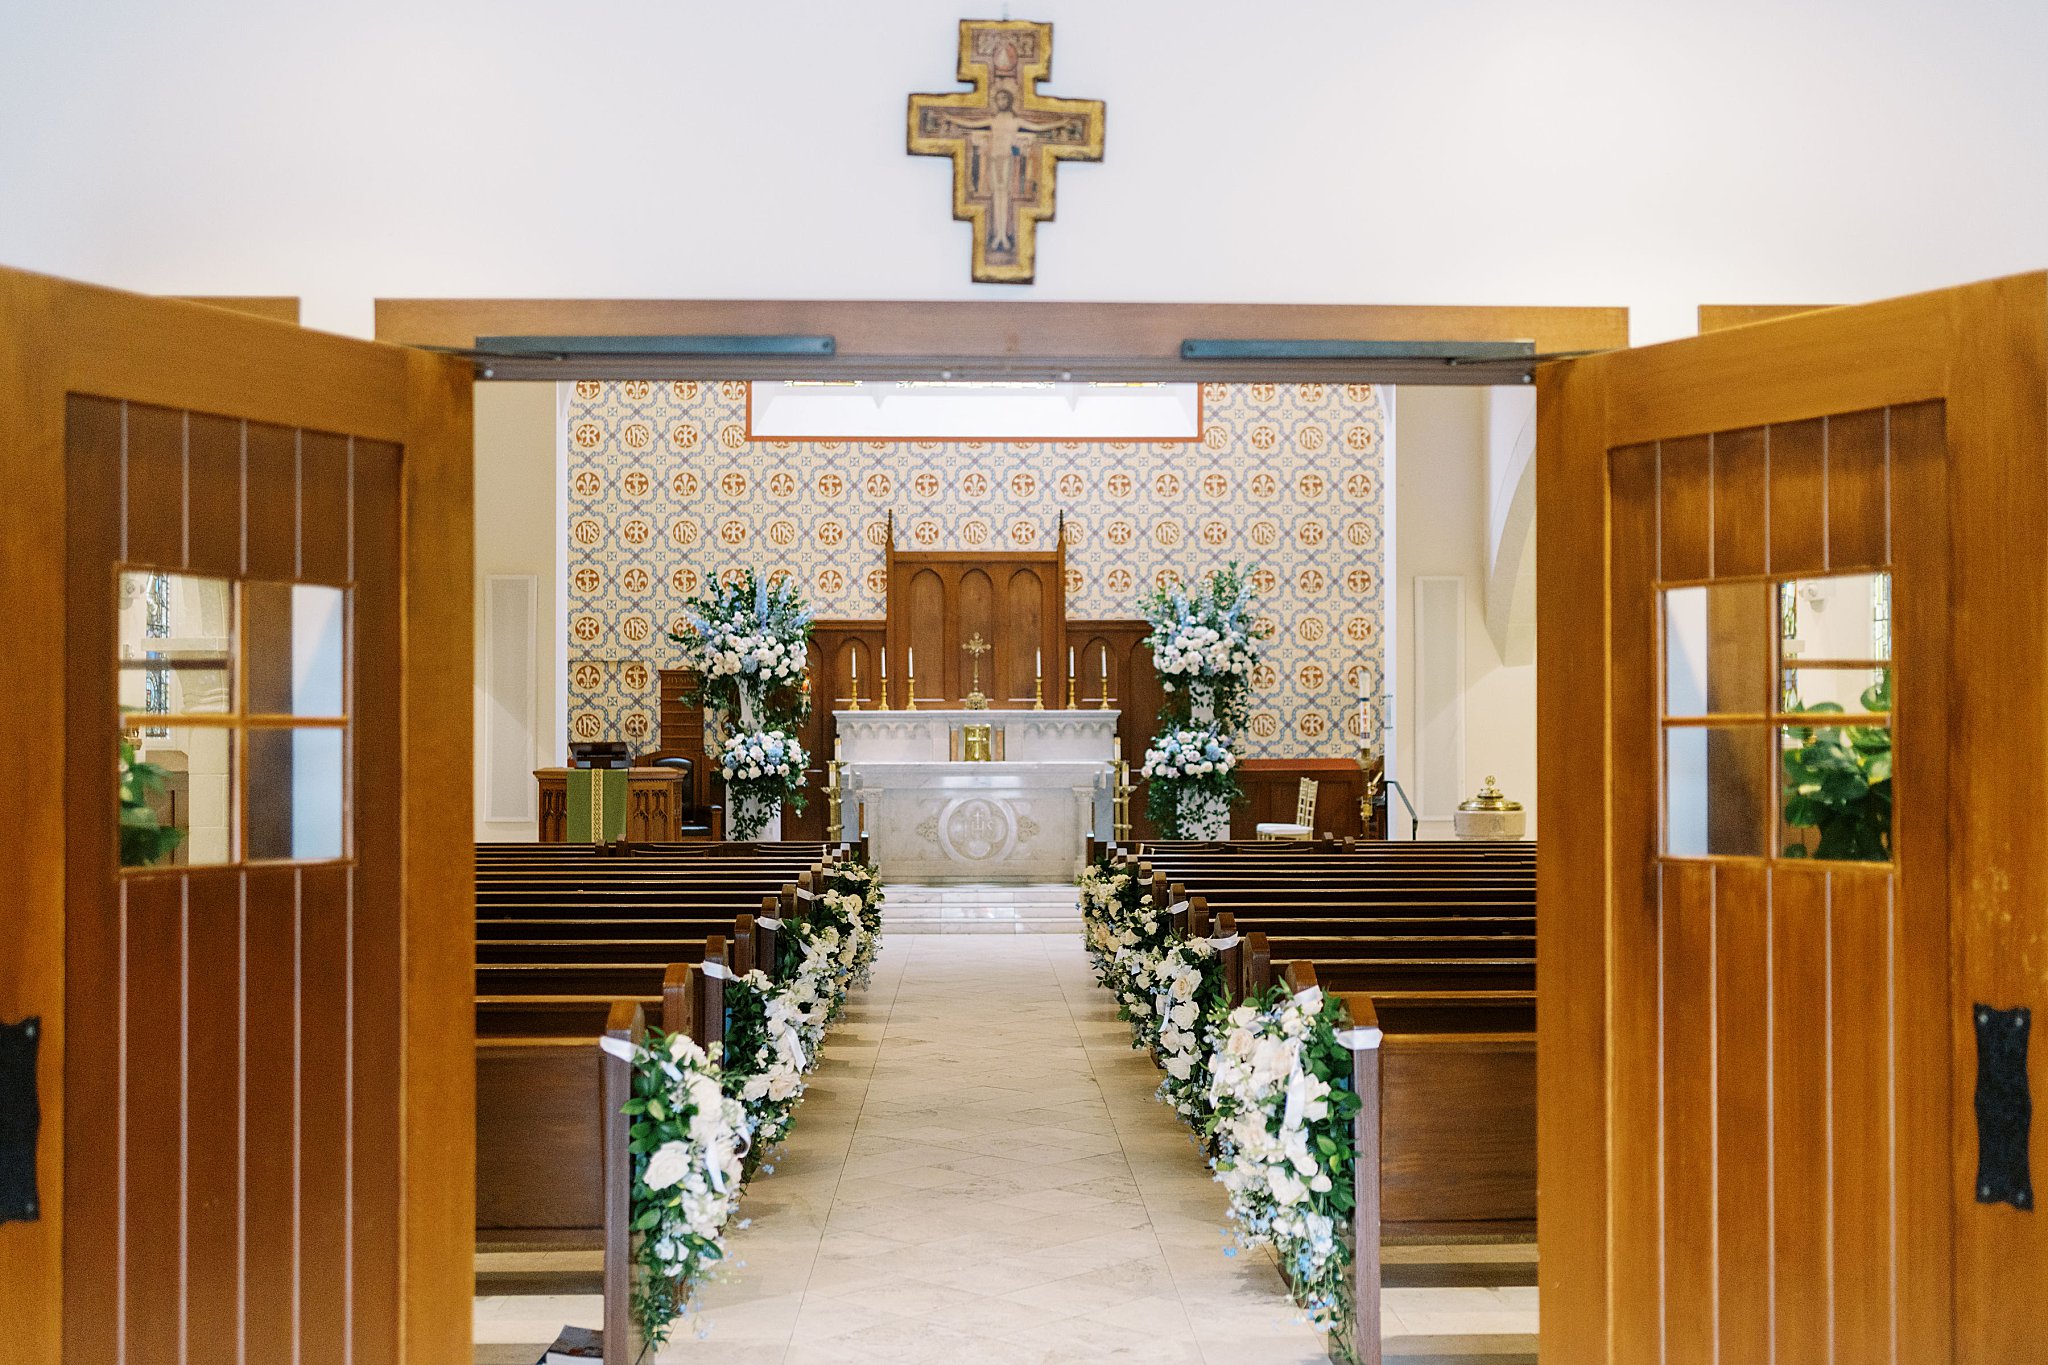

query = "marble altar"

[{"left": 836, "top": 710, "right": 1119, "bottom": 882}]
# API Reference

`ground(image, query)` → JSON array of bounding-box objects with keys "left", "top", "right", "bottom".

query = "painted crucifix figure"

[{"left": 908, "top": 20, "right": 1105, "bottom": 284}]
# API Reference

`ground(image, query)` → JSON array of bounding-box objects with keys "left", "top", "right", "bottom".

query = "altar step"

[{"left": 883, "top": 883, "right": 1082, "bottom": 935}]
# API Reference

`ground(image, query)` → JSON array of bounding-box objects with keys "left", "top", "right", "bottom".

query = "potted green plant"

[{"left": 1781, "top": 670, "right": 1891, "bottom": 861}]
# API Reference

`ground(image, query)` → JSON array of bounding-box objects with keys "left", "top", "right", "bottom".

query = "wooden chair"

[{"left": 1255, "top": 777, "right": 1318, "bottom": 839}]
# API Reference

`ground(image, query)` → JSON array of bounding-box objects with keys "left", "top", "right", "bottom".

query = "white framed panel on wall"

[
  {"left": 483, "top": 572, "right": 538, "bottom": 823},
  {"left": 1412, "top": 574, "right": 1466, "bottom": 825}
]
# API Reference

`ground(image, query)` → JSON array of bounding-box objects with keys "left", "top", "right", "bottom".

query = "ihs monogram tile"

[{"left": 563, "top": 380, "right": 1386, "bottom": 759}]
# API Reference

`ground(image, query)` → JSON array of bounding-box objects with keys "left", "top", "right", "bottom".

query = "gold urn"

[{"left": 1453, "top": 775, "right": 1526, "bottom": 840}]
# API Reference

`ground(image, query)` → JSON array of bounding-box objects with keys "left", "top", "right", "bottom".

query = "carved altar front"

[{"left": 838, "top": 709, "right": 1117, "bottom": 882}]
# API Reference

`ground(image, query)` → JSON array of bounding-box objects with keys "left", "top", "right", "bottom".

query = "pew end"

[
  {"left": 1245, "top": 932, "right": 1274, "bottom": 997},
  {"left": 661, "top": 962, "right": 691, "bottom": 1036},
  {"left": 1214, "top": 912, "right": 1242, "bottom": 1003},
  {"left": 1336, "top": 991, "right": 1385, "bottom": 1365},
  {"left": 601, "top": 1002, "right": 647, "bottom": 1365}
]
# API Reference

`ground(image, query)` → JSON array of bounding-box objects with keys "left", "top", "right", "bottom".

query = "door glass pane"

[
  {"left": 1781, "top": 721, "right": 1892, "bottom": 862},
  {"left": 1665, "top": 725, "right": 1771, "bottom": 857},
  {"left": 1664, "top": 582, "right": 1772, "bottom": 717},
  {"left": 117, "top": 571, "right": 234, "bottom": 718},
  {"left": 245, "top": 581, "right": 347, "bottom": 718},
  {"left": 246, "top": 727, "right": 346, "bottom": 861},
  {"left": 1782, "top": 664, "right": 1891, "bottom": 716},
  {"left": 1780, "top": 572, "right": 1891, "bottom": 665},
  {"left": 121, "top": 727, "right": 234, "bottom": 869}
]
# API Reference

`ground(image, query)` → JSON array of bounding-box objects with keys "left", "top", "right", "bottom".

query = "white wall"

[
  {"left": 3, "top": 0, "right": 2046, "bottom": 340},
  {"left": 472, "top": 381, "right": 563, "bottom": 841},
  {"left": 1393, "top": 389, "right": 1537, "bottom": 839}
]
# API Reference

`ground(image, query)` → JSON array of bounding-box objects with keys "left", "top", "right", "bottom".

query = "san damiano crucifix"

[{"left": 907, "top": 19, "right": 1105, "bottom": 284}]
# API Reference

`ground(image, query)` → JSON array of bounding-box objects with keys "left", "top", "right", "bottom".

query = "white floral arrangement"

[
  {"left": 1141, "top": 725, "right": 1239, "bottom": 784},
  {"left": 1140, "top": 561, "right": 1267, "bottom": 684},
  {"left": 1206, "top": 985, "right": 1363, "bottom": 1343},
  {"left": 1152, "top": 938, "right": 1226, "bottom": 1122},
  {"left": 718, "top": 727, "right": 806, "bottom": 786},
  {"left": 1077, "top": 861, "right": 1174, "bottom": 1048},
  {"left": 1151, "top": 620, "right": 1258, "bottom": 681},
  {"left": 674, "top": 570, "right": 813, "bottom": 688},
  {"left": 720, "top": 970, "right": 813, "bottom": 1153},
  {"left": 615, "top": 1030, "right": 751, "bottom": 1347}
]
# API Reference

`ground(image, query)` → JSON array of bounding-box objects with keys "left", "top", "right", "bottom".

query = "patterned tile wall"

[{"left": 563, "top": 380, "right": 1386, "bottom": 758}]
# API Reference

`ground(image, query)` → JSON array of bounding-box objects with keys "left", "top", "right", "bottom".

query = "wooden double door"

[
  {"left": 0, "top": 269, "right": 474, "bottom": 1363},
  {"left": 1540, "top": 276, "right": 2048, "bottom": 1362}
]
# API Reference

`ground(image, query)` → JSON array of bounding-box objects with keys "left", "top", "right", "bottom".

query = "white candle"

[
  {"left": 908, "top": 646, "right": 915, "bottom": 676},
  {"left": 880, "top": 648, "right": 888, "bottom": 678},
  {"left": 1035, "top": 647, "right": 1042, "bottom": 678},
  {"left": 1069, "top": 646, "right": 1076, "bottom": 676},
  {"left": 1100, "top": 645, "right": 1108, "bottom": 677},
  {"left": 851, "top": 652, "right": 859, "bottom": 682}
]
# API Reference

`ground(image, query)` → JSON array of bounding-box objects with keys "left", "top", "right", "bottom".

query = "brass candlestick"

[
  {"left": 1032, "top": 672, "right": 1046, "bottom": 710},
  {"left": 1097, "top": 667, "right": 1112, "bottom": 710},
  {"left": 1066, "top": 668, "right": 1078, "bottom": 709},
  {"left": 847, "top": 670, "right": 863, "bottom": 711},
  {"left": 906, "top": 664, "right": 919, "bottom": 710}
]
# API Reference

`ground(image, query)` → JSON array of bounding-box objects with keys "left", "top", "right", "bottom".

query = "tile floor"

[{"left": 476, "top": 915, "right": 1536, "bottom": 1364}]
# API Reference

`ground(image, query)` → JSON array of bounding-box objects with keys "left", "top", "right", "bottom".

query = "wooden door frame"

[
  {"left": 1538, "top": 273, "right": 2048, "bottom": 1363},
  {"left": 0, "top": 265, "right": 475, "bottom": 1362}
]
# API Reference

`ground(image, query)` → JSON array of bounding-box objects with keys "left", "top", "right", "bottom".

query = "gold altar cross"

[
  {"left": 963, "top": 633, "right": 992, "bottom": 709},
  {"left": 907, "top": 19, "right": 1105, "bottom": 284}
]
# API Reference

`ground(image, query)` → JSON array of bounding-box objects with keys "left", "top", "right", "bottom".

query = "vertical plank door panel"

[
  {"left": 122, "top": 874, "right": 186, "bottom": 1365},
  {"left": 1713, "top": 861, "right": 1773, "bottom": 1363},
  {"left": 1660, "top": 858, "right": 1719, "bottom": 1365},
  {"left": 1767, "top": 418, "right": 1829, "bottom": 577},
  {"left": 1770, "top": 867, "right": 1832, "bottom": 1363},
  {"left": 1659, "top": 435, "right": 1713, "bottom": 582},
  {"left": 184, "top": 872, "right": 244, "bottom": 1362},
  {"left": 1830, "top": 867, "right": 1898, "bottom": 1361},
  {"left": 1825, "top": 408, "right": 1890, "bottom": 573},
  {"left": 1710, "top": 426, "right": 1769, "bottom": 580}
]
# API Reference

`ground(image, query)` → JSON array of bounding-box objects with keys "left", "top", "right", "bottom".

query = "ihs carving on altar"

[
  {"left": 907, "top": 19, "right": 1105, "bottom": 284},
  {"left": 962, "top": 634, "right": 993, "bottom": 710}
]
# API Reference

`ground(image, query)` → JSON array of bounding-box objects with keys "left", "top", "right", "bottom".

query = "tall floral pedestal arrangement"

[
  {"left": 1138, "top": 563, "right": 1269, "bottom": 839},
  {"left": 670, "top": 570, "right": 813, "bottom": 841}
]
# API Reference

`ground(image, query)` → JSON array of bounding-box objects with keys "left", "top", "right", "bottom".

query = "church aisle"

[{"left": 476, "top": 925, "right": 1536, "bottom": 1363}]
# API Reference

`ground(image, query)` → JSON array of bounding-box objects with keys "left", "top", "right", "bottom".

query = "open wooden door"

[
  {"left": 0, "top": 268, "right": 474, "bottom": 1364},
  {"left": 1539, "top": 274, "right": 2048, "bottom": 1362}
]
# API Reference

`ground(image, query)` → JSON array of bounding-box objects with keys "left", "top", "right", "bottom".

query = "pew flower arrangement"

[
  {"left": 1078, "top": 857, "right": 1174, "bottom": 1046},
  {"left": 1206, "top": 985, "right": 1364, "bottom": 1352},
  {"left": 720, "top": 971, "right": 813, "bottom": 1153},
  {"left": 617, "top": 1030, "right": 751, "bottom": 1348},
  {"left": 1136, "top": 563, "right": 1268, "bottom": 838},
  {"left": 824, "top": 860, "right": 887, "bottom": 988},
  {"left": 1151, "top": 938, "right": 1230, "bottom": 1123}
]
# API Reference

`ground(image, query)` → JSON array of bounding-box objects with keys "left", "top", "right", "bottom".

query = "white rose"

[{"left": 643, "top": 1140, "right": 692, "bottom": 1192}]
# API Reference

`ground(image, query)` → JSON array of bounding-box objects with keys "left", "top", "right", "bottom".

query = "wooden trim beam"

[{"left": 374, "top": 297, "right": 1629, "bottom": 384}]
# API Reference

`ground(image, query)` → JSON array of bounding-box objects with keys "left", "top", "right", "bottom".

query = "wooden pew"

[
  {"left": 475, "top": 842, "right": 834, "bottom": 1244},
  {"left": 1142, "top": 844, "right": 1537, "bottom": 1365}
]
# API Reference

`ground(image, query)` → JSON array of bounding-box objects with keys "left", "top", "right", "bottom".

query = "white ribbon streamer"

[
  {"left": 700, "top": 960, "right": 733, "bottom": 981},
  {"left": 1207, "top": 933, "right": 1242, "bottom": 950},
  {"left": 598, "top": 1035, "right": 637, "bottom": 1062},
  {"left": 1282, "top": 1066, "right": 1308, "bottom": 1132},
  {"left": 755, "top": 915, "right": 783, "bottom": 930},
  {"left": 1333, "top": 1026, "right": 1384, "bottom": 1051},
  {"left": 795, "top": 887, "right": 818, "bottom": 901}
]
